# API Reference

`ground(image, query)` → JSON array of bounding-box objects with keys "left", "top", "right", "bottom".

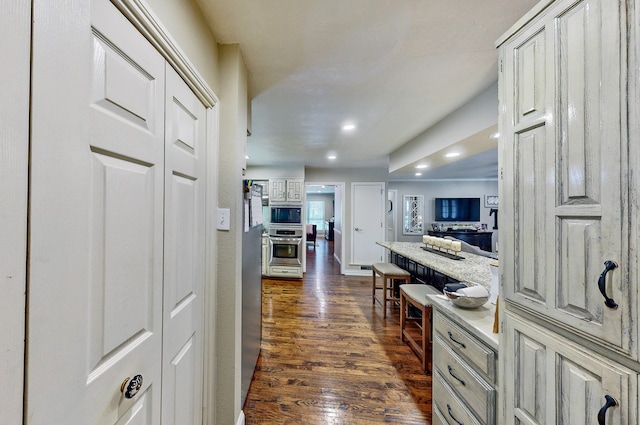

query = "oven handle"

[{"left": 269, "top": 237, "right": 302, "bottom": 243}]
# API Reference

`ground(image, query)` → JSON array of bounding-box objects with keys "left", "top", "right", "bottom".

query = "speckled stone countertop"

[{"left": 377, "top": 241, "right": 494, "bottom": 290}]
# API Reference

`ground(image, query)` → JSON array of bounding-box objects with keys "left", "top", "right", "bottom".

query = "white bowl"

[{"left": 443, "top": 289, "right": 488, "bottom": 309}]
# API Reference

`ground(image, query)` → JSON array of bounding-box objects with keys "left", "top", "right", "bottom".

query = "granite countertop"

[
  {"left": 427, "top": 294, "right": 499, "bottom": 350},
  {"left": 377, "top": 241, "right": 494, "bottom": 289}
]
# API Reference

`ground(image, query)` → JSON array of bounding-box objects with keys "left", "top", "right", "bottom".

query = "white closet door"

[
  {"left": 0, "top": 2, "right": 30, "bottom": 424},
  {"left": 28, "top": 0, "right": 165, "bottom": 422},
  {"left": 161, "top": 63, "right": 206, "bottom": 425}
]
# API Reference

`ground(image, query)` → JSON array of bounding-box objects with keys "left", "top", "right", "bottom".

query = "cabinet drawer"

[
  {"left": 269, "top": 265, "right": 302, "bottom": 278},
  {"left": 433, "top": 371, "right": 483, "bottom": 425},
  {"left": 434, "top": 312, "right": 496, "bottom": 381},
  {"left": 434, "top": 335, "right": 495, "bottom": 424}
]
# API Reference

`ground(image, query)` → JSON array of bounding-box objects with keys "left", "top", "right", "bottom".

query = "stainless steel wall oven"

[{"left": 268, "top": 226, "right": 303, "bottom": 267}]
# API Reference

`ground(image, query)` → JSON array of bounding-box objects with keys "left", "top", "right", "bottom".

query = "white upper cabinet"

[{"left": 270, "top": 178, "right": 304, "bottom": 204}]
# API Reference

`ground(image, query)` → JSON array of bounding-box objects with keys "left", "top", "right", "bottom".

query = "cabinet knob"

[
  {"left": 121, "top": 374, "right": 143, "bottom": 399},
  {"left": 597, "top": 395, "right": 618, "bottom": 425},
  {"left": 597, "top": 261, "right": 618, "bottom": 309}
]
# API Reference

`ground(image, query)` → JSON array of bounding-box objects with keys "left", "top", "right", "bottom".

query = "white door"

[
  {"left": 162, "top": 64, "right": 206, "bottom": 424},
  {"left": 0, "top": 2, "right": 30, "bottom": 424},
  {"left": 351, "top": 182, "right": 385, "bottom": 265},
  {"left": 28, "top": 0, "right": 165, "bottom": 422}
]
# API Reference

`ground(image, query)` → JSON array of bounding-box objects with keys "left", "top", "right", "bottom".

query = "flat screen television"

[{"left": 434, "top": 198, "right": 480, "bottom": 222}]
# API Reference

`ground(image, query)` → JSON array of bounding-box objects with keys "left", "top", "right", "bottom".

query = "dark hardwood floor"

[{"left": 243, "top": 237, "right": 432, "bottom": 424}]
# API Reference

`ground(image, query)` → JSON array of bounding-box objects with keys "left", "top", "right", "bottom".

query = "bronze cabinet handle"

[
  {"left": 597, "top": 395, "right": 618, "bottom": 425},
  {"left": 448, "top": 331, "right": 466, "bottom": 348},
  {"left": 446, "top": 404, "right": 464, "bottom": 425},
  {"left": 597, "top": 261, "right": 618, "bottom": 309},
  {"left": 447, "top": 365, "right": 466, "bottom": 386}
]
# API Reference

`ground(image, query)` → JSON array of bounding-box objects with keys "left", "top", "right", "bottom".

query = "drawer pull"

[
  {"left": 597, "top": 395, "right": 618, "bottom": 425},
  {"left": 446, "top": 404, "right": 464, "bottom": 425},
  {"left": 447, "top": 365, "right": 466, "bottom": 386},
  {"left": 597, "top": 261, "right": 618, "bottom": 309},
  {"left": 448, "top": 331, "right": 466, "bottom": 348}
]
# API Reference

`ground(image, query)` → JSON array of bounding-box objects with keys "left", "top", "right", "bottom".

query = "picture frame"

[{"left": 484, "top": 195, "right": 499, "bottom": 208}]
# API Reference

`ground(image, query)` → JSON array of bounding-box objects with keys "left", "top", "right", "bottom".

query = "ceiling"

[{"left": 195, "top": 0, "right": 539, "bottom": 179}]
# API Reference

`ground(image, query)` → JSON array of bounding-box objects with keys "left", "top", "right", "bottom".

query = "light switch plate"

[{"left": 217, "top": 208, "right": 231, "bottom": 230}]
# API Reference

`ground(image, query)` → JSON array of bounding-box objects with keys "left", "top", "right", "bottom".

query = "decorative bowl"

[{"left": 443, "top": 288, "right": 489, "bottom": 309}]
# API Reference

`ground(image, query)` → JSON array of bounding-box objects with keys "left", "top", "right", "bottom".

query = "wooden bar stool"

[
  {"left": 372, "top": 262, "right": 411, "bottom": 318},
  {"left": 399, "top": 283, "right": 442, "bottom": 372}
]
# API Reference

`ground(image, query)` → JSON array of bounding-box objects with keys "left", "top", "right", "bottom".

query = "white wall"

[
  {"left": 388, "top": 179, "right": 499, "bottom": 250},
  {"left": 145, "top": 0, "right": 220, "bottom": 91},
  {"left": 216, "top": 44, "right": 249, "bottom": 425}
]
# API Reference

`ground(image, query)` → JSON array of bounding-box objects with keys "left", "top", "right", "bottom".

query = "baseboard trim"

[{"left": 236, "top": 411, "right": 245, "bottom": 425}]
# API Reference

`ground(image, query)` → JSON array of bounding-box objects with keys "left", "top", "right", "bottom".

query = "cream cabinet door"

[
  {"left": 286, "top": 178, "right": 304, "bottom": 202},
  {"left": 500, "top": 0, "right": 631, "bottom": 355},
  {"left": 269, "top": 179, "right": 287, "bottom": 203},
  {"left": 503, "top": 312, "right": 637, "bottom": 425}
]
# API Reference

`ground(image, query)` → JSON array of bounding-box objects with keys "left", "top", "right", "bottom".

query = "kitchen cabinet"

[
  {"left": 429, "top": 295, "right": 498, "bottom": 425},
  {"left": 269, "top": 178, "right": 304, "bottom": 203},
  {"left": 503, "top": 312, "right": 637, "bottom": 425},
  {"left": 497, "top": 0, "right": 639, "bottom": 423}
]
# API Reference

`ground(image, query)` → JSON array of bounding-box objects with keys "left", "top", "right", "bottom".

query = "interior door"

[
  {"left": 351, "top": 182, "right": 385, "bottom": 265},
  {"left": 0, "top": 2, "right": 30, "bottom": 424},
  {"left": 162, "top": 63, "right": 206, "bottom": 425},
  {"left": 28, "top": 0, "right": 165, "bottom": 422}
]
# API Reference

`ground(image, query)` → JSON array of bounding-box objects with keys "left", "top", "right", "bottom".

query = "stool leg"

[
  {"left": 383, "top": 277, "right": 387, "bottom": 318},
  {"left": 372, "top": 270, "right": 376, "bottom": 305},
  {"left": 400, "top": 291, "right": 406, "bottom": 342}
]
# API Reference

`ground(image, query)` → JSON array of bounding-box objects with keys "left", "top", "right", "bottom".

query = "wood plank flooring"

[{"left": 243, "top": 238, "right": 432, "bottom": 424}]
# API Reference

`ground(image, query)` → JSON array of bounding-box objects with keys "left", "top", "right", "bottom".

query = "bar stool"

[
  {"left": 372, "top": 262, "right": 411, "bottom": 318},
  {"left": 399, "top": 283, "right": 442, "bottom": 372}
]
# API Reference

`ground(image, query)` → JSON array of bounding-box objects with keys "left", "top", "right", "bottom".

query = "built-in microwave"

[{"left": 270, "top": 206, "right": 302, "bottom": 226}]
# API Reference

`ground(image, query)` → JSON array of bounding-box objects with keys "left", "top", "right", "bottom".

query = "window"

[{"left": 306, "top": 200, "right": 325, "bottom": 231}]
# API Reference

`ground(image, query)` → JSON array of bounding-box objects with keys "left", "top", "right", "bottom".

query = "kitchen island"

[
  {"left": 376, "top": 241, "right": 494, "bottom": 290},
  {"left": 378, "top": 241, "right": 499, "bottom": 424}
]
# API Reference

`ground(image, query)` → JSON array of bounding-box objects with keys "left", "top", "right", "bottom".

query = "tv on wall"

[{"left": 434, "top": 198, "right": 480, "bottom": 222}]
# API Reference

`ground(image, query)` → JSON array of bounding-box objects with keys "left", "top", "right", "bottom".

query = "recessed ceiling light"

[
  {"left": 415, "top": 172, "right": 423, "bottom": 176},
  {"left": 342, "top": 123, "right": 356, "bottom": 131},
  {"left": 245, "top": 155, "right": 250, "bottom": 159},
  {"left": 489, "top": 132, "right": 500, "bottom": 139},
  {"left": 328, "top": 155, "right": 337, "bottom": 160},
  {"left": 415, "top": 164, "right": 428, "bottom": 169},
  {"left": 445, "top": 152, "right": 461, "bottom": 158}
]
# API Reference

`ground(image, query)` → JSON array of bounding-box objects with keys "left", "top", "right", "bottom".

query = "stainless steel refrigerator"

[{"left": 241, "top": 181, "right": 263, "bottom": 405}]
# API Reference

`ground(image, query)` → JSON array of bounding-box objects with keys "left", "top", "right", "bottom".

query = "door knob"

[
  {"left": 355, "top": 227, "right": 362, "bottom": 231},
  {"left": 121, "top": 374, "right": 143, "bottom": 399}
]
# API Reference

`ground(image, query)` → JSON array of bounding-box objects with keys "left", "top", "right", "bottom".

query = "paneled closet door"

[
  {"left": 501, "top": 0, "right": 631, "bottom": 356},
  {"left": 161, "top": 63, "right": 206, "bottom": 425},
  {"left": 28, "top": 0, "right": 165, "bottom": 423}
]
